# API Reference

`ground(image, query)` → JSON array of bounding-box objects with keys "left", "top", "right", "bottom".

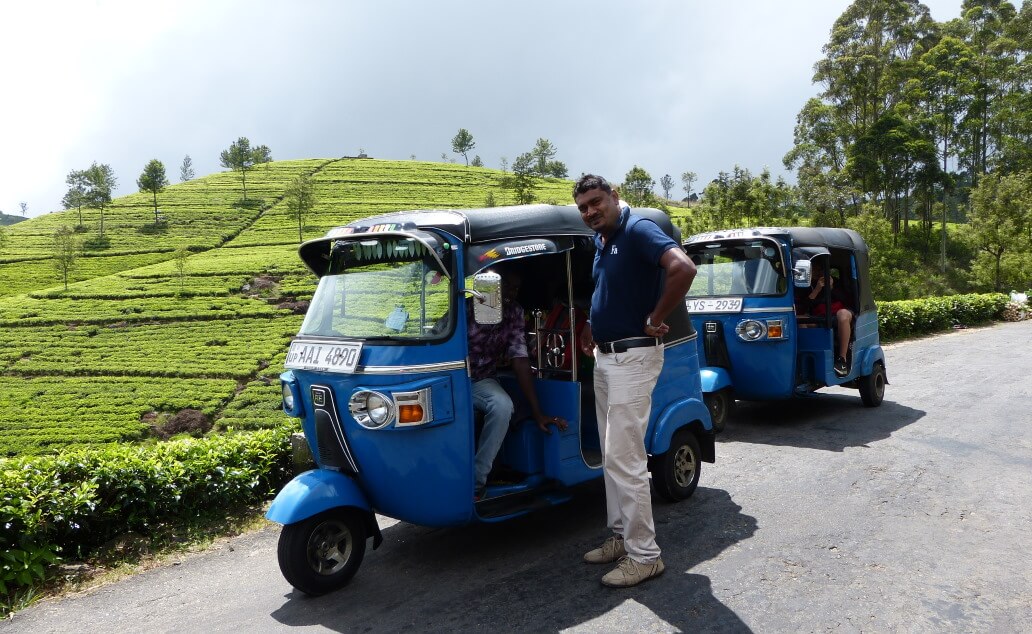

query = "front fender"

[
  {"left": 266, "top": 469, "right": 371, "bottom": 525},
  {"left": 649, "top": 397, "right": 712, "bottom": 456},
  {"left": 700, "top": 367, "right": 733, "bottom": 393}
]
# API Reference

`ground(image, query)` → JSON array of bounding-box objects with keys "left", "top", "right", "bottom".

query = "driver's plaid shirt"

[{"left": 466, "top": 300, "right": 528, "bottom": 382}]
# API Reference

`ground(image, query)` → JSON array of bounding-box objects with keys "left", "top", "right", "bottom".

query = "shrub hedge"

[
  {"left": 877, "top": 293, "right": 1010, "bottom": 340},
  {"left": 1, "top": 424, "right": 293, "bottom": 602}
]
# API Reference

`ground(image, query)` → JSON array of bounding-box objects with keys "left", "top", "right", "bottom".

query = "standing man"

[{"left": 573, "top": 174, "right": 697, "bottom": 588}]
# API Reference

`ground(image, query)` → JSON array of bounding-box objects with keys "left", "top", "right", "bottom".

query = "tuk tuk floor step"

[{"left": 475, "top": 482, "right": 571, "bottom": 519}]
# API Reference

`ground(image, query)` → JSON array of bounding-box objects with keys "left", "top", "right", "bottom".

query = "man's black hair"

[{"left": 572, "top": 174, "right": 612, "bottom": 199}]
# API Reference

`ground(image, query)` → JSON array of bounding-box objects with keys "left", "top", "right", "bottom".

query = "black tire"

[
  {"left": 650, "top": 429, "right": 702, "bottom": 503},
  {"left": 277, "top": 507, "right": 367, "bottom": 596},
  {"left": 703, "top": 389, "right": 732, "bottom": 433},
  {"left": 859, "top": 362, "right": 886, "bottom": 407}
]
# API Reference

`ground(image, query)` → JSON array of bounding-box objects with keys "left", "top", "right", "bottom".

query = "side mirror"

[
  {"left": 793, "top": 259, "right": 812, "bottom": 288},
  {"left": 470, "top": 271, "right": 503, "bottom": 325}
]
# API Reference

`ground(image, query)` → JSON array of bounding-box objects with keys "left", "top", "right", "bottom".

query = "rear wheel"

[
  {"left": 859, "top": 362, "right": 886, "bottom": 407},
  {"left": 703, "top": 389, "right": 732, "bottom": 433},
  {"left": 650, "top": 429, "right": 702, "bottom": 503},
  {"left": 277, "top": 507, "right": 367, "bottom": 596}
]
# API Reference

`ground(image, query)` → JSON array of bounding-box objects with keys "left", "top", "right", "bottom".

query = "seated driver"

[
  {"left": 467, "top": 266, "right": 566, "bottom": 500},
  {"left": 799, "top": 259, "right": 854, "bottom": 377}
]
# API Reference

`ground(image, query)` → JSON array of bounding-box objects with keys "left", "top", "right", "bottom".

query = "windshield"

[
  {"left": 299, "top": 238, "right": 452, "bottom": 341},
  {"left": 685, "top": 239, "right": 787, "bottom": 297}
]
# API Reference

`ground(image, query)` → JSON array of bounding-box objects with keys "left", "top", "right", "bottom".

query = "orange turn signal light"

[
  {"left": 766, "top": 322, "right": 783, "bottom": 339},
  {"left": 398, "top": 404, "right": 425, "bottom": 424}
]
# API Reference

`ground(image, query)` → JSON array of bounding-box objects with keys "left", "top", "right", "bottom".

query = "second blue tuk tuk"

[{"left": 681, "top": 227, "right": 888, "bottom": 431}]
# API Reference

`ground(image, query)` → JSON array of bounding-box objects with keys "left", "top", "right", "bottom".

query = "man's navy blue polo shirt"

[{"left": 589, "top": 207, "right": 678, "bottom": 343}]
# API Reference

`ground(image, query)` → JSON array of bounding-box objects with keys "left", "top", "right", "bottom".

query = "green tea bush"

[
  {"left": 878, "top": 293, "right": 1009, "bottom": 340},
  {"left": 0, "top": 425, "right": 293, "bottom": 602}
]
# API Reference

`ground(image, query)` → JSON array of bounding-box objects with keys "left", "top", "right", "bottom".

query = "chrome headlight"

[
  {"left": 349, "top": 390, "right": 394, "bottom": 429},
  {"left": 281, "top": 377, "right": 303, "bottom": 417},
  {"left": 736, "top": 319, "right": 767, "bottom": 341}
]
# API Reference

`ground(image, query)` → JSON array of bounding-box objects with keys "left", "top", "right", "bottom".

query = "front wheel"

[
  {"left": 650, "top": 429, "right": 702, "bottom": 503},
  {"left": 277, "top": 507, "right": 367, "bottom": 596},
  {"left": 703, "top": 389, "right": 732, "bottom": 433},
  {"left": 859, "top": 362, "right": 886, "bottom": 407}
]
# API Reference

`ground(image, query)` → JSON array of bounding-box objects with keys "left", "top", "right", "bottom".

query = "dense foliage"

[{"left": 0, "top": 425, "right": 293, "bottom": 604}]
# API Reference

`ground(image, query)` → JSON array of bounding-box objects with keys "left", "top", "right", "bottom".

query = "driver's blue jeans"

[{"left": 472, "top": 378, "right": 513, "bottom": 489}]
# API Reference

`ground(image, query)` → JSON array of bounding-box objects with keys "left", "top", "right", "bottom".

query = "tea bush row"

[
  {"left": 878, "top": 293, "right": 1009, "bottom": 340},
  {"left": 0, "top": 377, "right": 238, "bottom": 455},
  {"left": 0, "top": 424, "right": 294, "bottom": 602},
  {"left": 0, "top": 317, "right": 301, "bottom": 380},
  {"left": 0, "top": 296, "right": 287, "bottom": 327}
]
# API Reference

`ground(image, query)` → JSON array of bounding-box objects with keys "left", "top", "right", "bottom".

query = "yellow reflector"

[
  {"left": 767, "top": 323, "right": 783, "bottom": 338},
  {"left": 398, "top": 404, "right": 424, "bottom": 424}
]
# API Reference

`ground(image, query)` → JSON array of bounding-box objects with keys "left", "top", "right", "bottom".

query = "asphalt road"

[{"left": 4, "top": 320, "right": 1031, "bottom": 633}]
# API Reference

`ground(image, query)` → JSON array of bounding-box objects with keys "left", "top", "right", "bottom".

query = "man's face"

[{"left": 575, "top": 187, "right": 622, "bottom": 235}]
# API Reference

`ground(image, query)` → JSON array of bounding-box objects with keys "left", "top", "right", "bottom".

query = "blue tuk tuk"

[
  {"left": 681, "top": 227, "right": 887, "bottom": 431},
  {"left": 267, "top": 204, "right": 715, "bottom": 595}
]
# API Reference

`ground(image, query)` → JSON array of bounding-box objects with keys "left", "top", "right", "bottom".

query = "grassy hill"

[{"left": 0, "top": 159, "right": 574, "bottom": 456}]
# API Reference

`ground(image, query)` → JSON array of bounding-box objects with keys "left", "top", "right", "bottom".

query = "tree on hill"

[
  {"left": 471, "top": 155, "right": 483, "bottom": 168},
  {"left": 84, "top": 162, "right": 117, "bottom": 237},
  {"left": 285, "top": 173, "right": 316, "bottom": 243},
  {"left": 622, "top": 166, "right": 656, "bottom": 206},
  {"left": 172, "top": 247, "right": 189, "bottom": 293},
  {"left": 511, "top": 152, "right": 537, "bottom": 204},
  {"left": 19, "top": 202, "right": 27, "bottom": 217},
  {"left": 531, "top": 138, "right": 557, "bottom": 175},
  {"left": 253, "top": 145, "right": 273, "bottom": 169},
  {"left": 137, "top": 159, "right": 170, "bottom": 223},
  {"left": 219, "top": 137, "right": 262, "bottom": 201},
  {"left": 62, "top": 169, "right": 89, "bottom": 227},
  {"left": 681, "top": 171, "right": 698, "bottom": 207},
  {"left": 53, "top": 226, "right": 81, "bottom": 291},
  {"left": 660, "top": 174, "right": 675, "bottom": 199},
  {"left": 451, "top": 129, "right": 475, "bottom": 166},
  {"left": 180, "top": 155, "right": 195, "bottom": 182}
]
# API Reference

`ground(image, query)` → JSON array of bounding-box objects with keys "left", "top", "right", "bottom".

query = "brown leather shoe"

[
  {"left": 601, "top": 556, "right": 665, "bottom": 587},
  {"left": 583, "top": 536, "right": 626, "bottom": 564}
]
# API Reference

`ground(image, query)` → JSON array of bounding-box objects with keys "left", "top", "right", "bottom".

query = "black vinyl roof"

[
  {"left": 335, "top": 204, "right": 680, "bottom": 244},
  {"left": 685, "top": 226, "right": 868, "bottom": 253}
]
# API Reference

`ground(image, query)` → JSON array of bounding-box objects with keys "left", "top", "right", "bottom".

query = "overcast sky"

[{"left": 1, "top": 0, "right": 964, "bottom": 218}]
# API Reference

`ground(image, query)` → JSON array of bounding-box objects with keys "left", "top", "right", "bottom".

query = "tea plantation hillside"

[{"left": 0, "top": 159, "right": 573, "bottom": 456}]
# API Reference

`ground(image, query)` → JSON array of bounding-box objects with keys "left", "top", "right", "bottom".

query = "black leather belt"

[{"left": 596, "top": 337, "right": 661, "bottom": 354}]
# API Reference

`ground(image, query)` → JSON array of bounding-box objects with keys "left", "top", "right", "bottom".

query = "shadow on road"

[
  {"left": 270, "top": 483, "right": 757, "bottom": 632},
  {"left": 720, "top": 394, "right": 925, "bottom": 452}
]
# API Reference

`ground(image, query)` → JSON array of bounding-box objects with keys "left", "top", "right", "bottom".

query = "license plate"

[
  {"left": 285, "top": 340, "right": 364, "bottom": 373},
  {"left": 685, "top": 297, "right": 744, "bottom": 313}
]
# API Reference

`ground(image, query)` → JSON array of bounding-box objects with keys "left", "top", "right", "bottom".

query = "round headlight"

[
  {"left": 349, "top": 390, "right": 394, "bottom": 429},
  {"left": 282, "top": 382, "right": 296, "bottom": 411},
  {"left": 736, "top": 319, "right": 767, "bottom": 341}
]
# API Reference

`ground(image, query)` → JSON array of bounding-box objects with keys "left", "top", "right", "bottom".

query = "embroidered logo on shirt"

[{"left": 610, "top": 246, "right": 618, "bottom": 255}]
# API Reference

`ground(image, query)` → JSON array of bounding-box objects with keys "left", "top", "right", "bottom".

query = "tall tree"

[
  {"left": 62, "top": 169, "right": 89, "bottom": 227},
  {"left": 511, "top": 152, "right": 537, "bottom": 204},
  {"left": 967, "top": 170, "right": 1031, "bottom": 291},
  {"left": 172, "top": 247, "right": 189, "bottom": 293},
  {"left": 285, "top": 173, "right": 316, "bottom": 242},
  {"left": 180, "top": 155, "right": 195, "bottom": 182},
  {"left": 622, "top": 166, "right": 656, "bottom": 206},
  {"left": 220, "top": 137, "right": 257, "bottom": 201},
  {"left": 53, "top": 226, "right": 80, "bottom": 291},
  {"left": 451, "top": 129, "right": 475, "bottom": 166},
  {"left": 530, "top": 138, "right": 557, "bottom": 176},
  {"left": 660, "top": 174, "right": 675, "bottom": 199},
  {"left": 137, "top": 159, "right": 170, "bottom": 223},
  {"left": 681, "top": 171, "right": 698, "bottom": 207},
  {"left": 19, "top": 202, "right": 27, "bottom": 217},
  {"left": 253, "top": 145, "right": 273, "bottom": 168},
  {"left": 83, "top": 162, "right": 117, "bottom": 237}
]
